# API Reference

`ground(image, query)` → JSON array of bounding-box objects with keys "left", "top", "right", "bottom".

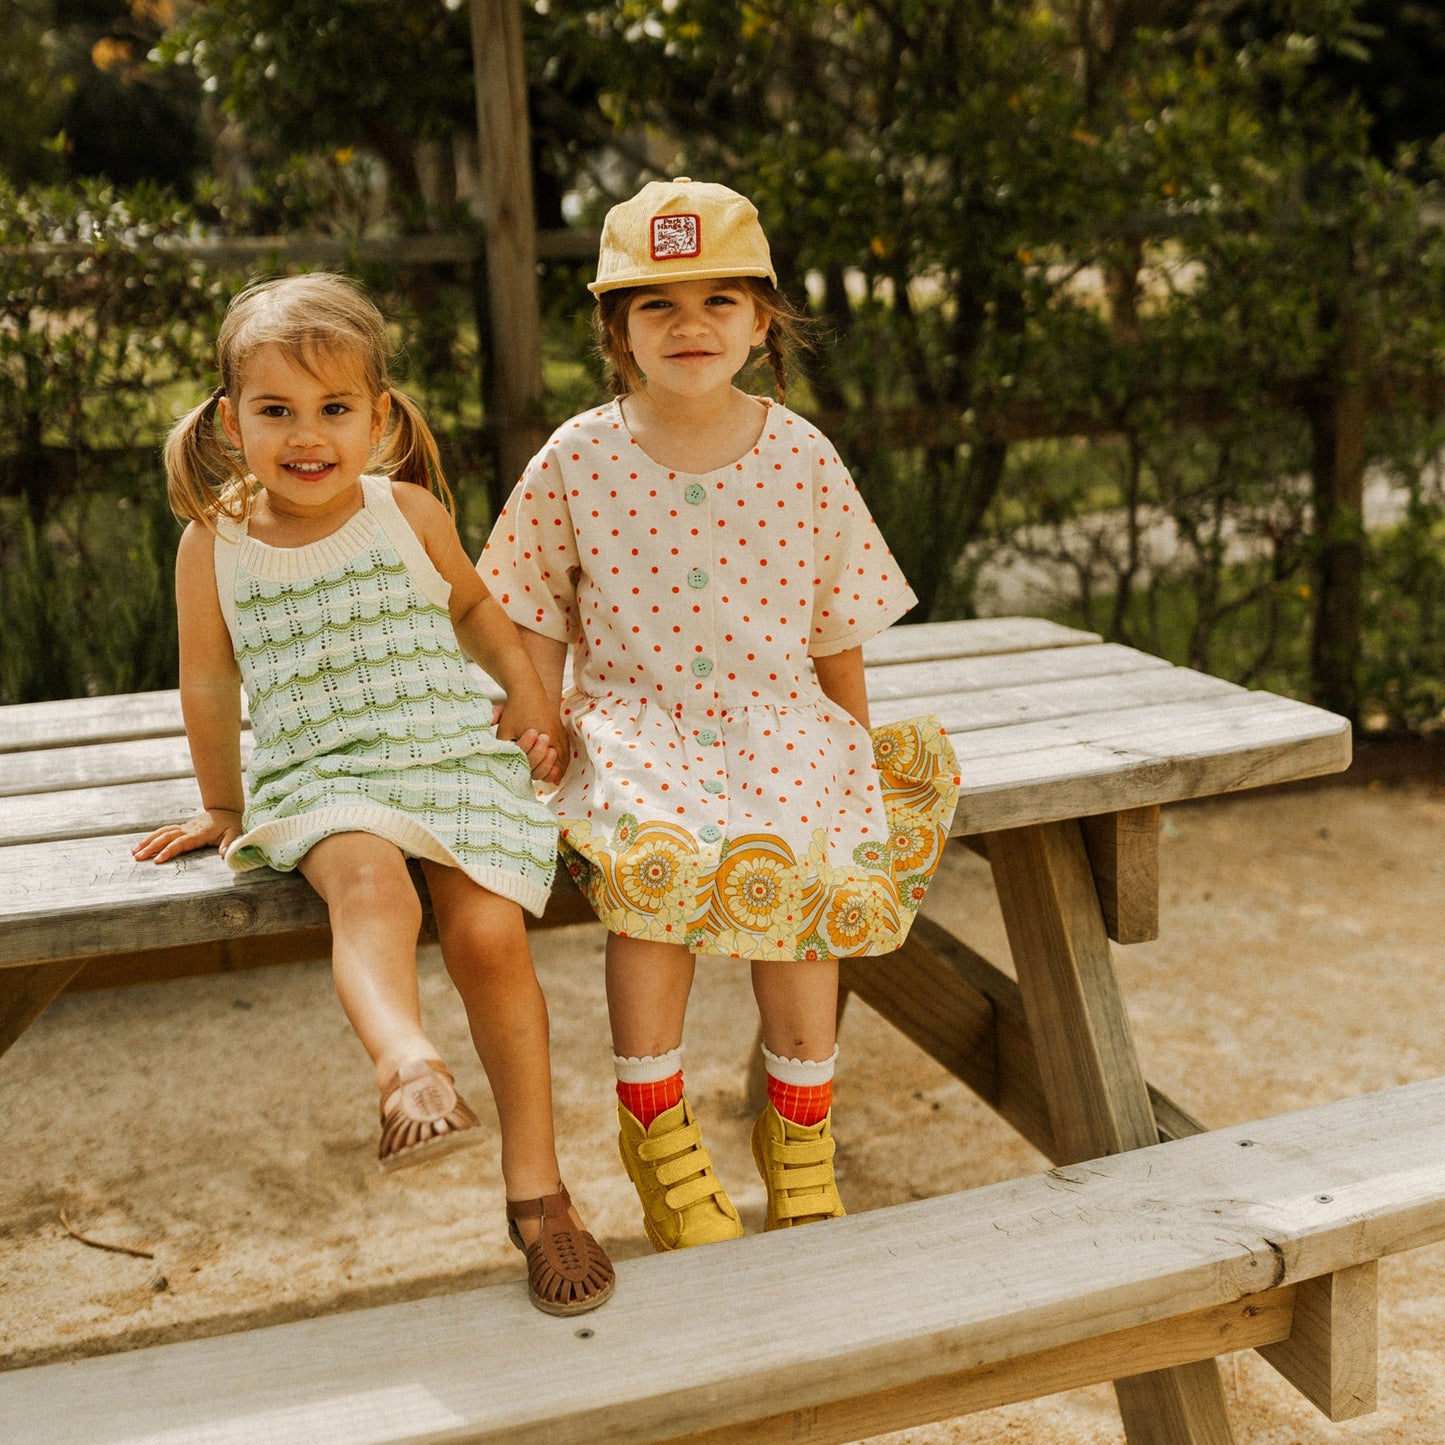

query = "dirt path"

[{"left": 2, "top": 758, "right": 1441, "bottom": 1441}]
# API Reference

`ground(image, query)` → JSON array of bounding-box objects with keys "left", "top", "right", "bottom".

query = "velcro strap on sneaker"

[
  {"left": 637, "top": 1118, "right": 703, "bottom": 1162},
  {"left": 771, "top": 1161, "right": 837, "bottom": 1193},
  {"left": 773, "top": 1135, "right": 836, "bottom": 1167},
  {"left": 654, "top": 1143, "right": 715, "bottom": 1189},
  {"left": 665, "top": 1170, "right": 730, "bottom": 1211},
  {"left": 776, "top": 1184, "right": 843, "bottom": 1220}
]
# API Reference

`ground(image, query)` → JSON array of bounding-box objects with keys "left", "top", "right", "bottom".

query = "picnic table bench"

[{"left": 7, "top": 615, "right": 1429, "bottom": 1445}]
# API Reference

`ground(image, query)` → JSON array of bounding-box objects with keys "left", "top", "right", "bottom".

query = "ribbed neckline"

[{"left": 232, "top": 480, "right": 381, "bottom": 581}]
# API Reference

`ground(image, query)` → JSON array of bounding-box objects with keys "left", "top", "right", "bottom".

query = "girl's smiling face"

[
  {"left": 220, "top": 343, "right": 390, "bottom": 527},
  {"left": 624, "top": 278, "right": 769, "bottom": 401}
]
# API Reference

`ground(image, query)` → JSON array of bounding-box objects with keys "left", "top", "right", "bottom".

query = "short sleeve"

[
  {"left": 478, "top": 444, "right": 581, "bottom": 645},
  {"left": 808, "top": 438, "right": 916, "bottom": 656}
]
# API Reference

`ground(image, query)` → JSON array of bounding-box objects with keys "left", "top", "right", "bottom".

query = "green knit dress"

[{"left": 218, "top": 475, "right": 558, "bottom": 916}]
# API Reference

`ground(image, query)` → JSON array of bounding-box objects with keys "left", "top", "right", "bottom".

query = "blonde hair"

[
  {"left": 164, "top": 273, "right": 451, "bottom": 526},
  {"left": 594, "top": 276, "right": 811, "bottom": 403}
]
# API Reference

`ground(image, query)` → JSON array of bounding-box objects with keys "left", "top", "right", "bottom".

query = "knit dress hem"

[{"left": 228, "top": 802, "right": 555, "bottom": 917}]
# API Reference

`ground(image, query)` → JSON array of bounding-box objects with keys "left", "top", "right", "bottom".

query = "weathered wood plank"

[
  {"left": 939, "top": 694, "right": 1350, "bottom": 836},
  {"left": 870, "top": 655, "right": 1234, "bottom": 726},
  {"left": 0, "top": 733, "right": 202, "bottom": 797},
  {"left": 673, "top": 1292, "right": 1294, "bottom": 1445},
  {"left": 0, "top": 776, "right": 204, "bottom": 847},
  {"left": 862, "top": 640, "right": 1171, "bottom": 703},
  {"left": 0, "top": 690, "right": 185, "bottom": 753},
  {"left": 861, "top": 616, "right": 1102, "bottom": 666},
  {"left": 0, "top": 621, "right": 1098, "bottom": 756},
  {"left": 3, "top": 1078, "right": 1442, "bottom": 1445},
  {"left": 0, "top": 688, "right": 1340, "bottom": 843},
  {"left": 0, "top": 664, "right": 1197, "bottom": 807}
]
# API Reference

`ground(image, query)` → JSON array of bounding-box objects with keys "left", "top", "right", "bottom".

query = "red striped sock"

[
  {"left": 617, "top": 1071, "right": 684, "bottom": 1129},
  {"left": 766, "top": 1074, "right": 833, "bottom": 1128}
]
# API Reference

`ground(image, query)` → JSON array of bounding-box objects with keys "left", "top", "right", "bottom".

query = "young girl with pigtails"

[
  {"left": 134, "top": 272, "right": 613, "bottom": 1316},
  {"left": 482, "top": 180, "right": 959, "bottom": 1250}
]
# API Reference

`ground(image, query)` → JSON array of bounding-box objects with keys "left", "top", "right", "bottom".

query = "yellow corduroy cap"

[{"left": 588, "top": 178, "right": 776, "bottom": 295}]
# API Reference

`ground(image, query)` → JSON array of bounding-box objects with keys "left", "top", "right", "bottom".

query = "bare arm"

[
  {"left": 133, "top": 522, "right": 245, "bottom": 862},
  {"left": 814, "top": 646, "right": 870, "bottom": 729},
  {"left": 394, "top": 484, "right": 568, "bottom": 781}
]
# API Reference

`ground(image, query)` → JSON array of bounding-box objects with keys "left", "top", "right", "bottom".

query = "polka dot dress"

[{"left": 481, "top": 400, "right": 959, "bottom": 959}]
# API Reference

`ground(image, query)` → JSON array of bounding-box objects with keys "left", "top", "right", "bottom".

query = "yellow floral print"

[{"left": 557, "top": 717, "right": 959, "bottom": 961}]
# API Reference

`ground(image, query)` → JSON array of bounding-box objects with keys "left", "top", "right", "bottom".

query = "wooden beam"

[
  {"left": 0, "top": 961, "right": 85, "bottom": 1059},
  {"left": 838, "top": 912, "right": 1204, "bottom": 1160},
  {"left": 987, "top": 818, "right": 1233, "bottom": 1443},
  {"left": 672, "top": 1290, "right": 1295, "bottom": 1445},
  {"left": 1081, "top": 804, "right": 1160, "bottom": 943},
  {"left": 1259, "top": 1262, "right": 1378, "bottom": 1421},
  {"left": 987, "top": 820, "right": 1158, "bottom": 1162}
]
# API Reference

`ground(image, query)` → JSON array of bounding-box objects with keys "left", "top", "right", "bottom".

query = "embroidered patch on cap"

[{"left": 651, "top": 213, "right": 702, "bottom": 262}]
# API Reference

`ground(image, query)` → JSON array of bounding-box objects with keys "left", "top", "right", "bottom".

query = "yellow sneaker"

[
  {"left": 617, "top": 1095, "right": 744, "bottom": 1252},
  {"left": 750, "top": 1103, "right": 847, "bottom": 1229}
]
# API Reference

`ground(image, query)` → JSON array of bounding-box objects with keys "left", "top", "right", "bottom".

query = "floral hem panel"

[{"left": 559, "top": 716, "right": 960, "bottom": 960}]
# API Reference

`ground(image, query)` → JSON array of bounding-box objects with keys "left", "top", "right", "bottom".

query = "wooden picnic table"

[{"left": 0, "top": 616, "right": 1352, "bottom": 1442}]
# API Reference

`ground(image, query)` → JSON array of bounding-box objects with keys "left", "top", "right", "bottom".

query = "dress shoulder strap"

[
  {"left": 362, "top": 474, "right": 451, "bottom": 609},
  {"left": 212, "top": 513, "right": 245, "bottom": 653}
]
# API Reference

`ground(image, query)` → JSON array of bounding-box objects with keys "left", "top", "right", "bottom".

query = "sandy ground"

[{"left": 2, "top": 756, "right": 1442, "bottom": 1442}]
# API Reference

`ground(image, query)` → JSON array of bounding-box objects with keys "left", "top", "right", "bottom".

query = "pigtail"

[
  {"left": 760, "top": 328, "right": 789, "bottom": 404},
  {"left": 162, "top": 387, "right": 251, "bottom": 528},
  {"left": 381, "top": 386, "right": 455, "bottom": 516}
]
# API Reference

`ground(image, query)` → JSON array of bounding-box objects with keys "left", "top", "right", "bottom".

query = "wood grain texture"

[
  {"left": 1258, "top": 1261, "right": 1379, "bottom": 1420},
  {"left": 3, "top": 1077, "right": 1441, "bottom": 1445},
  {"left": 987, "top": 816, "right": 1229, "bottom": 1441},
  {"left": 1080, "top": 805, "right": 1161, "bottom": 944}
]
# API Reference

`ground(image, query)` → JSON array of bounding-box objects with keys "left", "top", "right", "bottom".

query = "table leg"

[
  {"left": 987, "top": 818, "right": 1237, "bottom": 1445},
  {"left": 0, "top": 961, "right": 86, "bottom": 1061}
]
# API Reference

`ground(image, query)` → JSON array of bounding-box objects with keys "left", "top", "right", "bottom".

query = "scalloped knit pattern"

[{"left": 221, "top": 478, "right": 558, "bottom": 916}]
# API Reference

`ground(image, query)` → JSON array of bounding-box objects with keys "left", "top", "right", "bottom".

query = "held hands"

[
  {"left": 493, "top": 689, "right": 568, "bottom": 787},
  {"left": 132, "top": 807, "right": 244, "bottom": 865}
]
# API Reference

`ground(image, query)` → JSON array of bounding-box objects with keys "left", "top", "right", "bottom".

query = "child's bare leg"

[
  {"left": 421, "top": 862, "right": 564, "bottom": 1202},
  {"left": 607, "top": 933, "right": 740, "bottom": 1249},
  {"left": 605, "top": 934, "right": 695, "bottom": 1056},
  {"left": 750, "top": 957, "right": 846, "bottom": 1227},
  {"left": 750, "top": 957, "right": 840, "bottom": 1062},
  {"left": 298, "top": 832, "right": 434, "bottom": 1089},
  {"left": 423, "top": 861, "right": 613, "bottom": 1311}
]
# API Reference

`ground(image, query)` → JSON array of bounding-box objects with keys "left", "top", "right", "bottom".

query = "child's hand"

[
  {"left": 132, "top": 808, "right": 243, "bottom": 864},
  {"left": 495, "top": 691, "right": 569, "bottom": 786},
  {"left": 513, "top": 727, "right": 563, "bottom": 785}
]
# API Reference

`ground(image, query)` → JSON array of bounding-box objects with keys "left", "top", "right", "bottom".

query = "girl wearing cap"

[{"left": 481, "top": 179, "right": 958, "bottom": 1250}]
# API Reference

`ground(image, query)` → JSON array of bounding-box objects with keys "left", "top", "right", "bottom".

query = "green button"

[
  {"left": 699, "top": 823, "right": 723, "bottom": 843},
  {"left": 702, "top": 778, "right": 723, "bottom": 794},
  {"left": 691, "top": 657, "right": 714, "bottom": 678},
  {"left": 687, "top": 568, "right": 708, "bottom": 589},
  {"left": 697, "top": 728, "right": 717, "bottom": 745},
  {"left": 684, "top": 483, "right": 706, "bottom": 505}
]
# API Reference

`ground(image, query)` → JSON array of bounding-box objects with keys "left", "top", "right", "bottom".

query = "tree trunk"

[
  {"left": 1307, "top": 278, "right": 1367, "bottom": 725},
  {"left": 469, "top": 0, "right": 546, "bottom": 514}
]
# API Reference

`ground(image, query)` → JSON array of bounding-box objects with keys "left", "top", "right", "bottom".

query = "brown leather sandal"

[
  {"left": 507, "top": 1186, "right": 616, "bottom": 1316},
  {"left": 378, "top": 1059, "right": 483, "bottom": 1172}
]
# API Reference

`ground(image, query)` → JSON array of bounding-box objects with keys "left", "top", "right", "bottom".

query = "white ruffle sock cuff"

[
  {"left": 760, "top": 1043, "right": 838, "bottom": 1086},
  {"left": 611, "top": 1046, "right": 684, "bottom": 1084}
]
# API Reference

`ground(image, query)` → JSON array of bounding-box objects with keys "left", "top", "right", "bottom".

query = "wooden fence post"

[{"left": 469, "top": 0, "right": 547, "bottom": 514}]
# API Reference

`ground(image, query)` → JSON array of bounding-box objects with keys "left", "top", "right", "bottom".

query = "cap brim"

[{"left": 588, "top": 264, "right": 777, "bottom": 295}]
